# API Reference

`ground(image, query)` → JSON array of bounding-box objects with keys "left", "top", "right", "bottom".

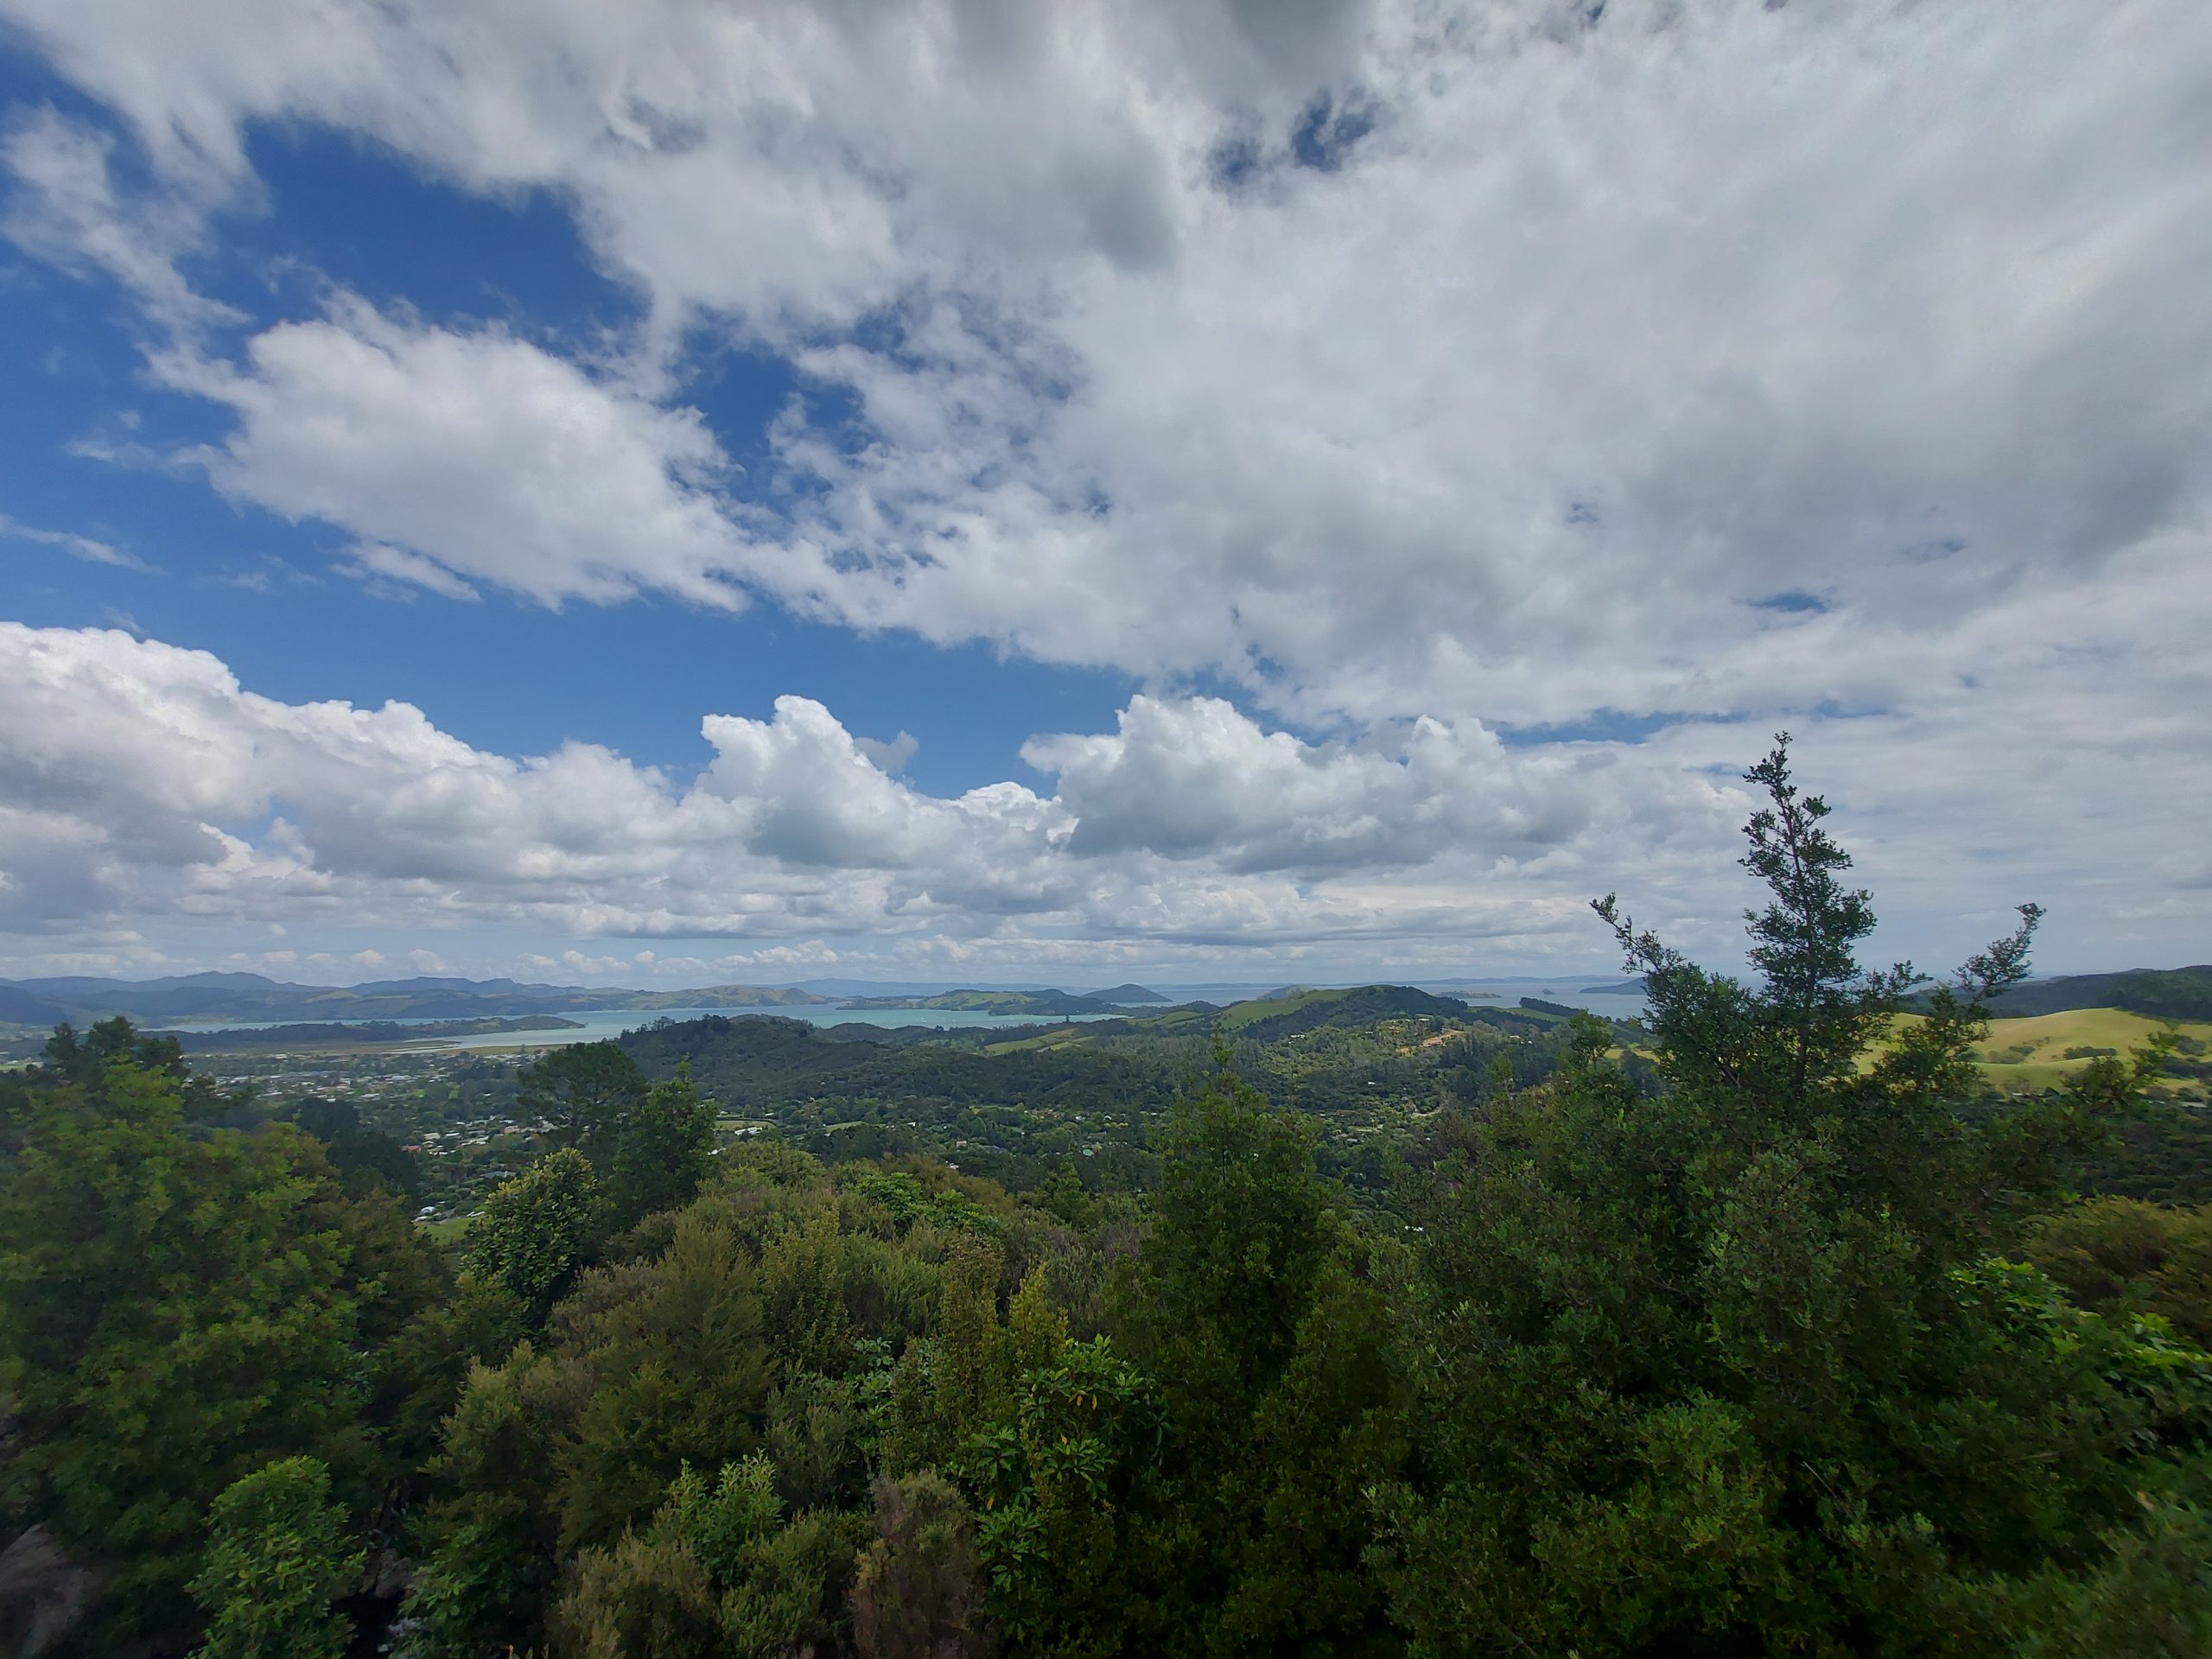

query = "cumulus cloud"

[
  {"left": 0, "top": 622, "right": 1737, "bottom": 969},
  {"left": 2, "top": 622, "right": 2202, "bottom": 976},
  {"left": 153, "top": 303, "right": 759, "bottom": 610},
  {"left": 1031, "top": 696, "right": 1597, "bottom": 872},
  {"left": 854, "top": 732, "right": 919, "bottom": 776},
  {"left": 7, "top": 0, "right": 2207, "bottom": 732},
  {"left": 2, "top": 0, "right": 2208, "bottom": 972}
]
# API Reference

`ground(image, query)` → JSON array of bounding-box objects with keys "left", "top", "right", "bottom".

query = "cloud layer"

[
  {"left": 2, "top": 0, "right": 2208, "bottom": 975},
  {"left": 1, "top": 620, "right": 2202, "bottom": 980},
  {"left": 0, "top": 623, "right": 1737, "bottom": 976}
]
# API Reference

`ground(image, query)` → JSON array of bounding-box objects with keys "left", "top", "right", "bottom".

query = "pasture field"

[{"left": 1888, "top": 1007, "right": 2212, "bottom": 1100}]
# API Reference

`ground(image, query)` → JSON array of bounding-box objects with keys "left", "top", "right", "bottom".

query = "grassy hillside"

[
  {"left": 1969, "top": 1008, "right": 2211, "bottom": 1096},
  {"left": 1872, "top": 1007, "right": 2212, "bottom": 1100}
]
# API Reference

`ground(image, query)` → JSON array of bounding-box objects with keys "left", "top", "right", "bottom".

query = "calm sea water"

[
  {"left": 154, "top": 1006, "right": 1121, "bottom": 1051},
  {"left": 1454, "top": 981, "right": 1649, "bottom": 1023},
  {"left": 431, "top": 1006, "right": 1127, "bottom": 1050},
  {"left": 168, "top": 982, "right": 1645, "bottom": 1053}
]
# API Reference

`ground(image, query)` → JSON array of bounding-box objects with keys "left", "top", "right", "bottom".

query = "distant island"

[
  {"left": 1519, "top": 996, "right": 1586, "bottom": 1018},
  {"left": 158, "top": 1015, "right": 585, "bottom": 1051},
  {"left": 1087, "top": 982, "right": 1171, "bottom": 1003}
]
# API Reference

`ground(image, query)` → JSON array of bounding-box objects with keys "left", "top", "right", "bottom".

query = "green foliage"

[
  {"left": 517, "top": 1040, "right": 648, "bottom": 1151},
  {"left": 469, "top": 1146, "right": 605, "bottom": 1319},
  {"left": 965, "top": 1334, "right": 1170, "bottom": 1653},
  {"left": 607, "top": 1062, "right": 717, "bottom": 1230},
  {"left": 2070, "top": 1098, "right": 2212, "bottom": 1205},
  {"left": 721, "top": 1505, "right": 873, "bottom": 1656},
  {"left": 1217, "top": 1248, "right": 1409, "bottom": 1656},
  {"left": 40, "top": 1014, "right": 188, "bottom": 1088},
  {"left": 1132, "top": 1051, "right": 1338, "bottom": 1435},
  {"left": 2013, "top": 1480, "right": 2212, "bottom": 1657},
  {"left": 1975, "top": 963, "right": 2212, "bottom": 1023},
  {"left": 843, "top": 1167, "right": 1009, "bottom": 1243},
  {"left": 553, "top": 1529, "right": 722, "bottom": 1659},
  {"left": 2026, "top": 1197, "right": 2212, "bottom": 1348},
  {"left": 397, "top": 1342, "right": 569, "bottom": 1657},
  {"left": 760, "top": 1211, "right": 860, "bottom": 1376},
  {"left": 188, "top": 1457, "right": 364, "bottom": 1659},
  {"left": 290, "top": 1095, "right": 424, "bottom": 1198},
  {"left": 1214, "top": 984, "right": 1473, "bottom": 1040},
  {"left": 766, "top": 1370, "right": 869, "bottom": 1511},
  {"left": 634, "top": 1452, "right": 871, "bottom": 1656},
  {"left": 0, "top": 1058, "right": 365, "bottom": 1632},
  {"left": 658, "top": 1453, "right": 784, "bottom": 1586},
  {"left": 544, "top": 1214, "right": 776, "bottom": 1552},
  {"left": 1005, "top": 1263, "right": 1067, "bottom": 1376},
  {"left": 850, "top": 1471, "right": 989, "bottom": 1659},
  {"left": 370, "top": 1272, "right": 531, "bottom": 1484},
  {"left": 1376, "top": 738, "right": 2203, "bottom": 1656}
]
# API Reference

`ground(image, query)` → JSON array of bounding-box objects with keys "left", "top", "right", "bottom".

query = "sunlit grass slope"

[{"left": 1874, "top": 1007, "right": 2212, "bottom": 1099}]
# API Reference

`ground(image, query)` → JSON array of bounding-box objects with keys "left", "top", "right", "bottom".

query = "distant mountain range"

[{"left": 0, "top": 972, "right": 832, "bottom": 1030}]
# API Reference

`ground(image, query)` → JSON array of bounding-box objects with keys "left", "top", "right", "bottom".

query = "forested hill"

[
  {"left": 1978, "top": 964, "right": 2212, "bottom": 1020},
  {"left": 1212, "top": 982, "right": 1483, "bottom": 1039},
  {"left": 611, "top": 990, "right": 1599, "bottom": 1192},
  {"left": 615, "top": 1013, "right": 1181, "bottom": 1116}
]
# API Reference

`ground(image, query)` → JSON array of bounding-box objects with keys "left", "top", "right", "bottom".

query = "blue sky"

[
  {"left": 1, "top": 0, "right": 2207, "bottom": 988},
  {"left": 0, "top": 54, "right": 1134, "bottom": 795}
]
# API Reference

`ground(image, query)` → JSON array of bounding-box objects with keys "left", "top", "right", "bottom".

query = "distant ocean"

[
  {"left": 168, "top": 980, "right": 1645, "bottom": 1053},
  {"left": 435, "top": 1006, "right": 1126, "bottom": 1049}
]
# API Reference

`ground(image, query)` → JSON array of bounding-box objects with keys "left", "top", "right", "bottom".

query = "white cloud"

[
  {"left": 8, "top": 0, "right": 2205, "bottom": 734},
  {"left": 1028, "top": 696, "right": 1602, "bottom": 872},
  {"left": 0, "top": 105, "right": 240, "bottom": 332},
  {"left": 0, "top": 621, "right": 2202, "bottom": 978},
  {"left": 854, "top": 732, "right": 920, "bottom": 776},
  {"left": 2, "top": 1, "right": 2209, "bottom": 973},
  {"left": 154, "top": 302, "right": 757, "bottom": 610},
  {"left": 0, "top": 512, "right": 153, "bottom": 572},
  {"left": 340, "top": 543, "right": 480, "bottom": 604},
  {"left": 0, "top": 621, "right": 1693, "bottom": 968}
]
